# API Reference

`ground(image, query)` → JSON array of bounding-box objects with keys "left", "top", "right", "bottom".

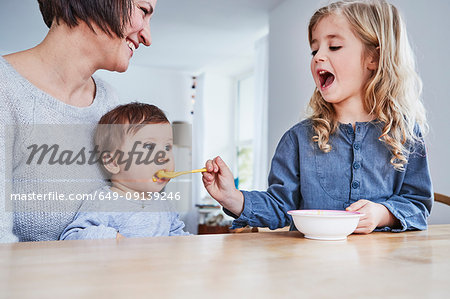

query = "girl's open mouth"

[{"left": 318, "top": 70, "right": 335, "bottom": 90}]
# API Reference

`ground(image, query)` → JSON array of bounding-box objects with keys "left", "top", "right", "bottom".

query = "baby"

[{"left": 60, "top": 102, "right": 189, "bottom": 240}]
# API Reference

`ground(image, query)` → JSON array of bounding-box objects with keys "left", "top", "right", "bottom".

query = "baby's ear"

[
  {"left": 101, "top": 152, "right": 120, "bottom": 175},
  {"left": 367, "top": 46, "right": 380, "bottom": 71}
]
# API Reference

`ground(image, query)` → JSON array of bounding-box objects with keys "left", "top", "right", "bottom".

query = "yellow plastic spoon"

[{"left": 153, "top": 168, "right": 207, "bottom": 181}]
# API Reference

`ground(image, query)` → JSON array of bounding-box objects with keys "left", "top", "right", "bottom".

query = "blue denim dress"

[{"left": 228, "top": 119, "right": 433, "bottom": 232}]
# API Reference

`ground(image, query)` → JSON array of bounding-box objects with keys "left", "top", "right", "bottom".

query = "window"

[{"left": 236, "top": 73, "right": 255, "bottom": 190}]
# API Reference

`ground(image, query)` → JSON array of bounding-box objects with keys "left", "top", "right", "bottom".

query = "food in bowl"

[{"left": 287, "top": 210, "right": 364, "bottom": 240}]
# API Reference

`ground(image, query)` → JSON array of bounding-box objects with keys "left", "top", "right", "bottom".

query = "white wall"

[
  {"left": 268, "top": 1, "right": 321, "bottom": 158},
  {"left": 96, "top": 65, "right": 192, "bottom": 123},
  {"left": 202, "top": 73, "right": 237, "bottom": 175},
  {"left": 268, "top": 0, "right": 450, "bottom": 223}
]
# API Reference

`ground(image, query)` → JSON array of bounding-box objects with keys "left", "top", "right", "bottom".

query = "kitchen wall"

[
  {"left": 268, "top": 0, "right": 450, "bottom": 223},
  {"left": 96, "top": 66, "right": 192, "bottom": 123}
]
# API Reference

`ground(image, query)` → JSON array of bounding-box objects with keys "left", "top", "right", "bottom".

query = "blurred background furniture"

[{"left": 435, "top": 193, "right": 450, "bottom": 206}]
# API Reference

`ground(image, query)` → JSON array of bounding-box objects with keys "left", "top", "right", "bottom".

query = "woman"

[{"left": 0, "top": 0, "right": 157, "bottom": 242}]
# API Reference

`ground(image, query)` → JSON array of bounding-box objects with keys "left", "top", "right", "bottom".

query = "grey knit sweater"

[{"left": 0, "top": 56, "right": 120, "bottom": 242}]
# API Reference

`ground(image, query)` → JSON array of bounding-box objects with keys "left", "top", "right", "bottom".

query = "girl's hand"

[
  {"left": 346, "top": 200, "right": 398, "bottom": 234},
  {"left": 202, "top": 156, "right": 244, "bottom": 216}
]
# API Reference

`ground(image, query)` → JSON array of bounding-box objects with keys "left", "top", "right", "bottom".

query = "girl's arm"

[
  {"left": 203, "top": 130, "right": 301, "bottom": 230},
  {"left": 377, "top": 138, "right": 433, "bottom": 232},
  {"left": 202, "top": 156, "right": 245, "bottom": 216}
]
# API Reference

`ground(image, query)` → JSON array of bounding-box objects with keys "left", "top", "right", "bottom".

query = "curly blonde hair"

[{"left": 308, "top": 0, "right": 427, "bottom": 170}]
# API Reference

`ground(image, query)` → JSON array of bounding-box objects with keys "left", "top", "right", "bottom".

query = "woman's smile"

[{"left": 126, "top": 38, "right": 137, "bottom": 56}]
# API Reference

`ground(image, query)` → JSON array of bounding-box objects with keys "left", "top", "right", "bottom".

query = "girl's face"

[
  {"left": 310, "top": 14, "right": 375, "bottom": 109},
  {"left": 100, "top": 0, "right": 157, "bottom": 72}
]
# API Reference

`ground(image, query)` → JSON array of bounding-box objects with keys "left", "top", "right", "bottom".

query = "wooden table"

[{"left": 1, "top": 225, "right": 450, "bottom": 298}]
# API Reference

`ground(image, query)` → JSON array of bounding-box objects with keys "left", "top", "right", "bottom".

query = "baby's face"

[{"left": 112, "top": 123, "right": 174, "bottom": 193}]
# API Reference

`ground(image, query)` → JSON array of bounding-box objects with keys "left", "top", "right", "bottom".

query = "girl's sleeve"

[
  {"left": 226, "top": 130, "right": 300, "bottom": 230},
  {"left": 169, "top": 212, "right": 190, "bottom": 236},
  {"left": 59, "top": 210, "right": 118, "bottom": 240},
  {"left": 378, "top": 136, "right": 433, "bottom": 232}
]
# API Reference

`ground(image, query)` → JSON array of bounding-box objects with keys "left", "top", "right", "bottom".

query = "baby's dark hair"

[{"left": 95, "top": 102, "right": 170, "bottom": 163}]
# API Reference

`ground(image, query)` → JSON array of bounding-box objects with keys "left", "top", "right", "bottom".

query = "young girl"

[{"left": 202, "top": 0, "right": 432, "bottom": 234}]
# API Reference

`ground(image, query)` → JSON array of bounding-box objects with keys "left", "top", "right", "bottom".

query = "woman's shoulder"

[
  {"left": 0, "top": 56, "right": 21, "bottom": 98},
  {"left": 92, "top": 75, "right": 116, "bottom": 96},
  {"left": 0, "top": 55, "right": 30, "bottom": 92},
  {"left": 91, "top": 75, "right": 121, "bottom": 110},
  {"left": 0, "top": 55, "right": 14, "bottom": 77},
  {"left": 0, "top": 56, "right": 33, "bottom": 123}
]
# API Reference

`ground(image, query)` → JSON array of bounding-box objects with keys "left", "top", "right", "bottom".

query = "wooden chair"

[{"left": 434, "top": 193, "right": 450, "bottom": 206}]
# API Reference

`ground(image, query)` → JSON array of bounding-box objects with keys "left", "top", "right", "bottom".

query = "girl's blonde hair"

[{"left": 308, "top": 0, "right": 427, "bottom": 170}]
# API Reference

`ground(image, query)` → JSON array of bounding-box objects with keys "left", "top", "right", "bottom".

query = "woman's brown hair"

[{"left": 37, "top": 0, "right": 134, "bottom": 38}]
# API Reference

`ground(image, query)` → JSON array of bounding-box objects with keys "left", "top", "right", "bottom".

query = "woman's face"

[{"left": 102, "top": 0, "right": 157, "bottom": 72}]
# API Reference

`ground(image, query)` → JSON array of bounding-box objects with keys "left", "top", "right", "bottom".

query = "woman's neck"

[{"left": 4, "top": 22, "right": 99, "bottom": 107}]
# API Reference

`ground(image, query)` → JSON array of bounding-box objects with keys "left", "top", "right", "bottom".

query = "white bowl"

[{"left": 287, "top": 210, "right": 364, "bottom": 240}]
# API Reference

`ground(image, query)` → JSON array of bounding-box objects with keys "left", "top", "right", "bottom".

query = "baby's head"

[
  {"left": 308, "top": 0, "right": 425, "bottom": 170},
  {"left": 95, "top": 102, "right": 174, "bottom": 193}
]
